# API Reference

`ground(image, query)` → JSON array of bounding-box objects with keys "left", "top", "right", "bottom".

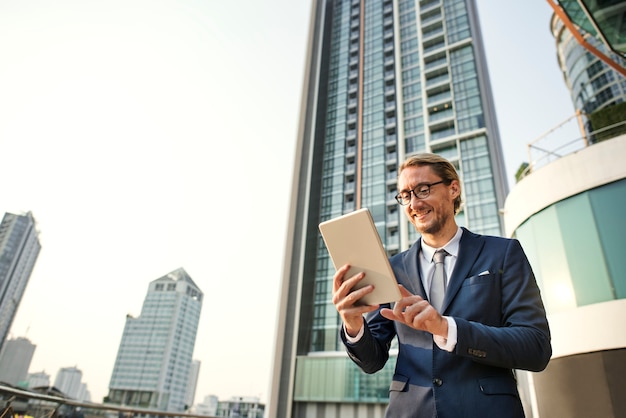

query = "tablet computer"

[{"left": 319, "top": 208, "right": 401, "bottom": 305}]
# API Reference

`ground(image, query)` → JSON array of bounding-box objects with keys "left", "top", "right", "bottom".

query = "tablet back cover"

[{"left": 319, "top": 208, "right": 401, "bottom": 305}]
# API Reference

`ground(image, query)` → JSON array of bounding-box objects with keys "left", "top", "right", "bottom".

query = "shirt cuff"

[
  {"left": 433, "top": 316, "right": 457, "bottom": 352},
  {"left": 344, "top": 323, "right": 365, "bottom": 343}
]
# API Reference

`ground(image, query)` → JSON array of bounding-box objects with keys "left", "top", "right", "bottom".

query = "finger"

[
  {"left": 332, "top": 264, "right": 351, "bottom": 292},
  {"left": 339, "top": 271, "right": 365, "bottom": 297},
  {"left": 335, "top": 267, "right": 366, "bottom": 295},
  {"left": 393, "top": 291, "right": 419, "bottom": 311},
  {"left": 338, "top": 296, "right": 379, "bottom": 323},
  {"left": 352, "top": 303, "right": 380, "bottom": 315},
  {"left": 403, "top": 302, "right": 424, "bottom": 325},
  {"left": 332, "top": 273, "right": 368, "bottom": 307},
  {"left": 396, "top": 297, "right": 428, "bottom": 322},
  {"left": 398, "top": 285, "right": 413, "bottom": 298},
  {"left": 380, "top": 307, "right": 401, "bottom": 322},
  {"left": 348, "top": 284, "right": 374, "bottom": 303}
]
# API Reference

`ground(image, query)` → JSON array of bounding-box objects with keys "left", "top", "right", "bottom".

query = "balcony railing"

[
  {"left": 0, "top": 384, "right": 218, "bottom": 418},
  {"left": 520, "top": 111, "right": 626, "bottom": 180}
]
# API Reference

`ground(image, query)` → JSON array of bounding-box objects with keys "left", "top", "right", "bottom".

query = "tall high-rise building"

[
  {"left": 0, "top": 336, "right": 36, "bottom": 386},
  {"left": 270, "top": 0, "right": 507, "bottom": 416},
  {"left": 0, "top": 212, "right": 41, "bottom": 352},
  {"left": 106, "top": 268, "right": 203, "bottom": 413},
  {"left": 54, "top": 366, "right": 83, "bottom": 399}
]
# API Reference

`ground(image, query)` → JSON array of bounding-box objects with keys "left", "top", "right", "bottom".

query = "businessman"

[{"left": 332, "top": 153, "right": 551, "bottom": 418}]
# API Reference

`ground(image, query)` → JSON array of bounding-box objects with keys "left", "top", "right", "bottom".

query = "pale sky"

[{"left": 1, "top": 0, "right": 579, "bottom": 406}]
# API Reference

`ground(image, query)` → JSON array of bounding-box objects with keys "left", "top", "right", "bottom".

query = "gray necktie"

[{"left": 430, "top": 249, "right": 449, "bottom": 311}]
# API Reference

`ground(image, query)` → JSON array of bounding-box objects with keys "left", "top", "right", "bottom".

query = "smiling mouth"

[{"left": 412, "top": 209, "right": 431, "bottom": 221}]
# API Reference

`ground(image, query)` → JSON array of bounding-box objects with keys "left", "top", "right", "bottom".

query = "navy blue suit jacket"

[{"left": 341, "top": 228, "right": 551, "bottom": 418}]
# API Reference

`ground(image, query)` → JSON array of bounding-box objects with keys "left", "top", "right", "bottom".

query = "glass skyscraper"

[
  {"left": 0, "top": 212, "right": 41, "bottom": 353},
  {"left": 550, "top": 8, "right": 626, "bottom": 140},
  {"left": 106, "top": 268, "right": 202, "bottom": 412},
  {"left": 270, "top": 0, "right": 507, "bottom": 416}
]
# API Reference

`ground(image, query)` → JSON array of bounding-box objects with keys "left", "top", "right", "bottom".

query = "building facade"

[
  {"left": 26, "top": 370, "right": 51, "bottom": 389},
  {"left": 504, "top": 134, "right": 626, "bottom": 417},
  {"left": 216, "top": 396, "right": 264, "bottom": 418},
  {"left": 106, "top": 268, "right": 203, "bottom": 413},
  {"left": 193, "top": 394, "right": 218, "bottom": 416},
  {"left": 269, "top": 0, "right": 508, "bottom": 416},
  {"left": 0, "top": 212, "right": 41, "bottom": 352},
  {"left": 185, "top": 359, "right": 201, "bottom": 410},
  {"left": 550, "top": 9, "right": 626, "bottom": 140},
  {"left": 0, "top": 336, "right": 36, "bottom": 386},
  {"left": 53, "top": 366, "right": 85, "bottom": 400}
]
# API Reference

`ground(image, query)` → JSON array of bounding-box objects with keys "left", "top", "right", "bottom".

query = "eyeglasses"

[{"left": 395, "top": 181, "right": 444, "bottom": 205}]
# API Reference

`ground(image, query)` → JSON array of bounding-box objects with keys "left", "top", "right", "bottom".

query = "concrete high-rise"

[
  {"left": 0, "top": 336, "right": 36, "bottom": 386},
  {"left": 106, "top": 268, "right": 203, "bottom": 413},
  {"left": 53, "top": 366, "right": 84, "bottom": 399},
  {"left": 0, "top": 212, "right": 41, "bottom": 352},
  {"left": 270, "top": 0, "right": 507, "bottom": 416},
  {"left": 27, "top": 370, "right": 50, "bottom": 389}
]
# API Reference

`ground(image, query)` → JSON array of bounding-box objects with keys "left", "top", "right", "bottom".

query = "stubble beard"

[{"left": 414, "top": 211, "right": 450, "bottom": 236}]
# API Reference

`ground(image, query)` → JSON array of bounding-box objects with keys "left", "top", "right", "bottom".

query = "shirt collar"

[{"left": 420, "top": 226, "right": 463, "bottom": 262}]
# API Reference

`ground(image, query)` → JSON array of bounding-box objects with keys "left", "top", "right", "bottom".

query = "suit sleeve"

[
  {"left": 454, "top": 238, "right": 552, "bottom": 372},
  {"left": 340, "top": 306, "right": 396, "bottom": 374}
]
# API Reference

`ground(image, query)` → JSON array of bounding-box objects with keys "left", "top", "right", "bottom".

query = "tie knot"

[{"left": 433, "top": 249, "right": 448, "bottom": 264}]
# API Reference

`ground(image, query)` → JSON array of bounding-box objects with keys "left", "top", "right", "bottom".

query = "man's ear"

[{"left": 449, "top": 180, "right": 461, "bottom": 198}]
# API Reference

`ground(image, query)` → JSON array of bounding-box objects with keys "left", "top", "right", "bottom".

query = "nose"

[{"left": 408, "top": 191, "right": 424, "bottom": 209}]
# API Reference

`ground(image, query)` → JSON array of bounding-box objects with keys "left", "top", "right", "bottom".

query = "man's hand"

[
  {"left": 332, "top": 264, "right": 379, "bottom": 337},
  {"left": 380, "top": 286, "right": 448, "bottom": 338}
]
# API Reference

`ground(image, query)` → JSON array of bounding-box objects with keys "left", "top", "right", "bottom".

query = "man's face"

[{"left": 397, "top": 165, "right": 459, "bottom": 236}]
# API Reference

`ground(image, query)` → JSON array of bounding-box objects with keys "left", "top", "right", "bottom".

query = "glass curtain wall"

[{"left": 286, "top": 0, "right": 508, "bottom": 409}]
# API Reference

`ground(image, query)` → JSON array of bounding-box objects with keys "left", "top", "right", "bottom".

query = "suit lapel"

[
  {"left": 401, "top": 241, "right": 425, "bottom": 297},
  {"left": 442, "top": 228, "right": 484, "bottom": 311}
]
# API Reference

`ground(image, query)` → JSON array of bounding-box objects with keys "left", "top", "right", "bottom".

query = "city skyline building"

[
  {"left": 105, "top": 268, "right": 203, "bottom": 413},
  {"left": 216, "top": 396, "right": 264, "bottom": 418},
  {"left": 270, "top": 0, "right": 508, "bottom": 416},
  {"left": 0, "top": 336, "right": 36, "bottom": 386},
  {"left": 53, "top": 366, "right": 88, "bottom": 401},
  {"left": 0, "top": 212, "right": 41, "bottom": 352},
  {"left": 193, "top": 394, "right": 218, "bottom": 416},
  {"left": 26, "top": 370, "right": 51, "bottom": 389}
]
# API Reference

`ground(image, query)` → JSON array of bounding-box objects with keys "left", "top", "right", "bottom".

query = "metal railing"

[
  {"left": 520, "top": 113, "right": 626, "bottom": 179},
  {"left": 0, "top": 384, "right": 218, "bottom": 418}
]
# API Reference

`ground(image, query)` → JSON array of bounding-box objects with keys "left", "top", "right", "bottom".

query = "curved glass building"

[
  {"left": 504, "top": 135, "right": 626, "bottom": 417},
  {"left": 550, "top": 9, "right": 626, "bottom": 138}
]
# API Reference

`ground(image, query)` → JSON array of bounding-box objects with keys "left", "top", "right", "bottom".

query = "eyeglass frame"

[{"left": 395, "top": 180, "right": 445, "bottom": 205}]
